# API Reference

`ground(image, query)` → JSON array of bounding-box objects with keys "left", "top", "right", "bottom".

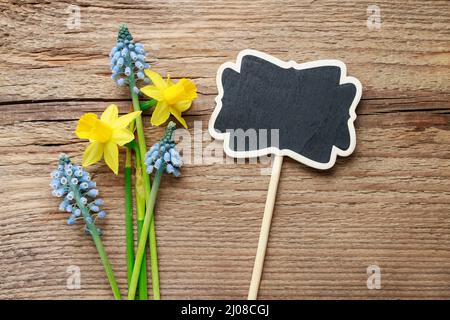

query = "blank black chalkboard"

[{"left": 209, "top": 49, "right": 362, "bottom": 170}]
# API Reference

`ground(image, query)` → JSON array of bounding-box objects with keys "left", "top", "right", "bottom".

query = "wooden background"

[{"left": 0, "top": 0, "right": 449, "bottom": 299}]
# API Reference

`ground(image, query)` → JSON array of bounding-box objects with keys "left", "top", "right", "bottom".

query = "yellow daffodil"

[
  {"left": 75, "top": 104, "right": 141, "bottom": 175},
  {"left": 140, "top": 69, "right": 197, "bottom": 129}
]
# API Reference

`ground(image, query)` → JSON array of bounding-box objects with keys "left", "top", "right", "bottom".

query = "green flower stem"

[
  {"left": 128, "top": 72, "right": 160, "bottom": 299},
  {"left": 136, "top": 147, "right": 160, "bottom": 299},
  {"left": 128, "top": 166, "right": 163, "bottom": 300},
  {"left": 124, "top": 149, "right": 134, "bottom": 287},
  {"left": 136, "top": 219, "right": 148, "bottom": 299},
  {"left": 128, "top": 73, "right": 152, "bottom": 191},
  {"left": 71, "top": 185, "right": 122, "bottom": 300},
  {"left": 134, "top": 145, "right": 148, "bottom": 300},
  {"left": 149, "top": 216, "right": 160, "bottom": 299}
]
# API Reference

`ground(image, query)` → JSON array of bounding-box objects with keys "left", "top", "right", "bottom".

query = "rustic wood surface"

[{"left": 1, "top": 0, "right": 449, "bottom": 300}]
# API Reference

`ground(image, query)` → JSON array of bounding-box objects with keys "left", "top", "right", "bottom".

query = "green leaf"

[
  {"left": 140, "top": 99, "right": 158, "bottom": 111},
  {"left": 126, "top": 140, "right": 137, "bottom": 150}
]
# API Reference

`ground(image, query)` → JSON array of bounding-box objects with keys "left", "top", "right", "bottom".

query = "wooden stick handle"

[{"left": 248, "top": 154, "right": 284, "bottom": 300}]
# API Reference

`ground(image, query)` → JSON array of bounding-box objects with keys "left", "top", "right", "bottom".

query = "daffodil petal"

[
  {"left": 76, "top": 113, "right": 98, "bottom": 139},
  {"left": 151, "top": 101, "right": 170, "bottom": 126},
  {"left": 140, "top": 85, "right": 164, "bottom": 101},
  {"left": 112, "top": 111, "right": 142, "bottom": 129},
  {"left": 144, "top": 69, "right": 168, "bottom": 91},
  {"left": 111, "top": 128, "right": 135, "bottom": 146},
  {"left": 104, "top": 141, "right": 119, "bottom": 175},
  {"left": 169, "top": 106, "right": 188, "bottom": 129},
  {"left": 175, "top": 100, "right": 192, "bottom": 112},
  {"left": 101, "top": 104, "right": 119, "bottom": 123},
  {"left": 82, "top": 142, "right": 104, "bottom": 167}
]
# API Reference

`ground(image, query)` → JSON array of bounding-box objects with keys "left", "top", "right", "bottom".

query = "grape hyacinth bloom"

[
  {"left": 110, "top": 24, "right": 150, "bottom": 89},
  {"left": 50, "top": 153, "right": 122, "bottom": 299},
  {"left": 145, "top": 121, "right": 182, "bottom": 177},
  {"left": 50, "top": 154, "right": 107, "bottom": 230}
]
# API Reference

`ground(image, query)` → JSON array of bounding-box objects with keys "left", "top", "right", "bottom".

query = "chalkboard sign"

[
  {"left": 209, "top": 49, "right": 362, "bottom": 170},
  {"left": 208, "top": 49, "right": 362, "bottom": 300}
]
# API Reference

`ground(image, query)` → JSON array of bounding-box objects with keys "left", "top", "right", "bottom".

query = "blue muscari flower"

[
  {"left": 80, "top": 182, "right": 89, "bottom": 190},
  {"left": 172, "top": 167, "right": 181, "bottom": 177},
  {"left": 98, "top": 211, "right": 106, "bottom": 219},
  {"left": 81, "top": 172, "right": 90, "bottom": 181},
  {"left": 59, "top": 200, "right": 69, "bottom": 212},
  {"left": 53, "top": 188, "right": 65, "bottom": 197},
  {"left": 87, "top": 189, "right": 98, "bottom": 197},
  {"left": 74, "top": 208, "right": 82, "bottom": 217},
  {"left": 137, "top": 71, "right": 145, "bottom": 80},
  {"left": 135, "top": 61, "right": 144, "bottom": 70},
  {"left": 74, "top": 169, "right": 83, "bottom": 177},
  {"left": 50, "top": 179, "right": 60, "bottom": 190},
  {"left": 144, "top": 122, "right": 182, "bottom": 177},
  {"left": 151, "top": 150, "right": 158, "bottom": 160},
  {"left": 51, "top": 170, "right": 61, "bottom": 179},
  {"left": 110, "top": 24, "right": 150, "bottom": 89},
  {"left": 154, "top": 158, "right": 162, "bottom": 170},
  {"left": 163, "top": 152, "right": 170, "bottom": 162},
  {"left": 166, "top": 163, "right": 174, "bottom": 174},
  {"left": 50, "top": 154, "right": 107, "bottom": 235},
  {"left": 117, "top": 78, "right": 126, "bottom": 86}
]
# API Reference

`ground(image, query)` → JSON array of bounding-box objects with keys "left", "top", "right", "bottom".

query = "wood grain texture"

[{"left": 0, "top": 0, "right": 449, "bottom": 299}]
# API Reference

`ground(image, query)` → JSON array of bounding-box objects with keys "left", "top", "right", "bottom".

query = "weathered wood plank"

[
  {"left": 1, "top": 100, "right": 450, "bottom": 299},
  {"left": 0, "top": 0, "right": 450, "bottom": 299},
  {"left": 0, "top": 0, "right": 449, "bottom": 102}
]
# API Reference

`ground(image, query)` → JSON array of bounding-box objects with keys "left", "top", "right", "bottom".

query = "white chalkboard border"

[{"left": 208, "top": 49, "right": 362, "bottom": 170}]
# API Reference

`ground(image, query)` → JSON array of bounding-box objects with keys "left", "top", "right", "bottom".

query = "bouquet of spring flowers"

[{"left": 50, "top": 24, "right": 197, "bottom": 300}]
